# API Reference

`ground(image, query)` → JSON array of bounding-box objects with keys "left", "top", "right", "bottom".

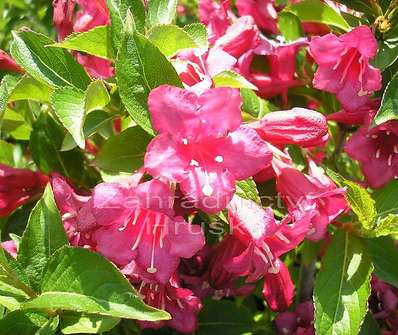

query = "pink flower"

[
  {"left": 250, "top": 108, "right": 329, "bottom": 147},
  {"left": 273, "top": 159, "right": 348, "bottom": 241},
  {"left": 85, "top": 179, "right": 205, "bottom": 284},
  {"left": 235, "top": 0, "right": 278, "bottom": 34},
  {"left": 345, "top": 117, "right": 398, "bottom": 189},
  {"left": 0, "top": 164, "right": 48, "bottom": 217},
  {"left": 1, "top": 240, "right": 17, "bottom": 258},
  {"left": 199, "top": 0, "right": 232, "bottom": 44},
  {"left": 135, "top": 275, "right": 202, "bottom": 333},
  {"left": 214, "top": 16, "right": 261, "bottom": 58},
  {"left": 53, "top": 0, "right": 75, "bottom": 41},
  {"left": 144, "top": 85, "right": 272, "bottom": 213},
  {"left": 310, "top": 26, "right": 382, "bottom": 111},
  {"left": 239, "top": 40, "right": 307, "bottom": 104},
  {"left": 0, "top": 50, "right": 24, "bottom": 73},
  {"left": 53, "top": 0, "right": 114, "bottom": 78},
  {"left": 51, "top": 174, "right": 91, "bottom": 246},
  {"left": 263, "top": 260, "right": 295, "bottom": 312},
  {"left": 175, "top": 48, "right": 236, "bottom": 94},
  {"left": 274, "top": 301, "right": 315, "bottom": 335},
  {"left": 328, "top": 99, "right": 379, "bottom": 125}
]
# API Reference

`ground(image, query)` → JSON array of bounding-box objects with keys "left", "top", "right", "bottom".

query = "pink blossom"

[
  {"left": 214, "top": 16, "right": 261, "bottom": 58},
  {"left": 274, "top": 301, "right": 315, "bottom": 335},
  {"left": 175, "top": 48, "right": 236, "bottom": 94},
  {"left": 263, "top": 260, "right": 295, "bottom": 312},
  {"left": 53, "top": 0, "right": 75, "bottom": 41},
  {"left": 239, "top": 40, "right": 307, "bottom": 104},
  {"left": 273, "top": 159, "right": 348, "bottom": 241},
  {"left": 310, "top": 26, "right": 382, "bottom": 111},
  {"left": 73, "top": 0, "right": 110, "bottom": 32},
  {"left": 328, "top": 99, "right": 379, "bottom": 125},
  {"left": 135, "top": 275, "right": 202, "bottom": 333},
  {"left": 235, "top": 0, "right": 278, "bottom": 34},
  {"left": 250, "top": 108, "right": 329, "bottom": 147},
  {"left": 144, "top": 85, "right": 272, "bottom": 213},
  {"left": 345, "top": 116, "right": 398, "bottom": 189},
  {"left": 199, "top": 0, "right": 232, "bottom": 44},
  {"left": 0, "top": 164, "right": 48, "bottom": 218},
  {"left": 1, "top": 240, "right": 17, "bottom": 258},
  {"left": 84, "top": 179, "right": 205, "bottom": 284},
  {"left": 0, "top": 50, "right": 24, "bottom": 73}
]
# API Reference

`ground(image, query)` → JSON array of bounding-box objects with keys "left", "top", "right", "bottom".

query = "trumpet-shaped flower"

[
  {"left": 144, "top": 85, "right": 272, "bottom": 213},
  {"left": 310, "top": 26, "right": 381, "bottom": 111},
  {"left": 0, "top": 164, "right": 48, "bottom": 217}
]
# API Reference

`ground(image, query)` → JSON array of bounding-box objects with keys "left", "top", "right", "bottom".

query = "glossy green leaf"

[
  {"left": 95, "top": 126, "right": 152, "bottom": 174},
  {"left": 284, "top": 0, "right": 350, "bottom": 31},
  {"left": 148, "top": 24, "right": 201, "bottom": 57},
  {"left": 240, "top": 88, "right": 275, "bottom": 119},
  {"left": 10, "top": 30, "right": 90, "bottom": 90},
  {"left": 372, "top": 41, "right": 398, "bottom": 71},
  {"left": 236, "top": 179, "right": 261, "bottom": 204},
  {"left": 35, "top": 316, "right": 59, "bottom": 335},
  {"left": 327, "top": 169, "right": 376, "bottom": 230},
  {"left": 60, "top": 313, "right": 120, "bottom": 334},
  {"left": 116, "top": 31, "right": 182, "bottom": 134},
  {"left": 0, "top": 139, "right": 15, "bottom": 165},
  {"left": 0, "top": 277, "right": 30, "bottom": 310},
  {"left": 374, "top": 72, "right": 398, "bottom": 125},
  {"left": 50, "top": 25, "right": 113, "bottom": 60},
  {"left": 198, "top": 300, "right": 254, "bottom": 335},
  {"left": 147, "top": 0, "right": 178, "bottom": 28},
  {"left": 107, "top": 0, "right": 146, "bottom": 50},
  {"left": 278, "top": 12, "right": 304, "bottom": 42},
  {"left": 23, "top": 247, "right": 171, "bottom": 321},
  {"left": 183, "top": 23, "right": 209, "bottom": 49},
  {"left": 0, "top": 311, "right": 49, "bottom": 335},
  {"left": 367, "top": 237, "right": 398, "bottom": 288},
  {"left": 85, "top": 80, "right": 111, "bottom": 113},
  {"left": 2, "top": 108, "right": 32, "bottom": 140},
  {"left": 17, "top": 185, "right": 68, "bottom": 291},
  {"left": 314, "top": 231, "right": 373, "bottom": 335},
  {"left": 213, "top": 70, "right": 258, "bottom": 90},
  {"left": 8, "top": 75, "right": 53, "bottom": 103},
  {"left": 51, "top": 87, "right": 86, "bottom": 149}
]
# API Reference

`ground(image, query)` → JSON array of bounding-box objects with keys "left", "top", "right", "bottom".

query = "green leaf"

[
  {"left": 17, "top": 185, "right": 68, "bottom": 291},
  {"left": 367, "top": 237, "right": 398, "bottom": 288},
  {"left": 0, "top": 311, "right": 49, "bottom": 335},
  {"left": 372, "top": 41, "right": 398, "bottom": 72},
  {"left": 50, "top": 25, "right": 113, "bottom": 60},
  {"left": 8, "top": 75, "right": 53, "bottom": 103},
  {"left": 359, "top": 313, "right": 380, "bottom": 335},
  {"left": 240, "top": 88, "right": 275, "bottom": 119},
  {"left": 29, "top": 112, "right": 86, "bottom": 181},
  {"left": 198, "top": 300, "right": 254, "bottom": 335},
  {"left": 116, "top": 31, "right": 182, "bottom": 134},
  {"left": 278, "top": 12, "right": 304, "bottom": 42},
  {"left": 183, "top": 23, "right": 209, "bottom": 50},
  {"left": 284, "top": 0, "right": 350, "bottom": 31},
  {"left": 148, "top": 24, "right": 202, "bottom": 57},
  {"left": 2, "top": 108, "right": 32, "bottom": 140},
  {"left": 0, "top": 139, "right": 15, "bottom": 165},
  {"left": 374, "top": 72, "right": 398, "bottom": 125},
  {"left": 10, "top": 30, "right": 90, "bottom": 90},
  {"left": 147, "top": 0, "right": 178, "bottom": 29},
  {"left": 95, "top": 126, "right": 152, "bottom": 174},
  {"left": 235, "top": 179, "right": 261, "bottom": 204},
  {"left": 213, "top": 70, "right": 258, "bottom": 90},
  {"left": 314, "top": 231, "right": 373, "bottom": 335},
  {"left": 51, "top": 87, "right": 86, "bottom": 149},
  {"left": 61, "top": 110, "right": 114, "bottom": 151},
  {"left": 60, "top": 313, "right": 120, "bottom": 334},
  {"left": 374, "top": 180, "right": 398, "bottom": 216},
  {"left": 0, "top": 75, "right": 19, "bottom": 125},
  {"left": 85, "top": 80, "right": 111, "bottom": 113},
  {"left": 107, "top": 0, "right": 146, "bottom": 50},
  {"left": 327, "top": 169, "right": 377, "bottom": 230},
  {"left": 23, "top": 247, "right": 171, "bottom": 321},
  {"left": 35, "top": 316, "right": 59, "bottom": 335},
  {"left": 0, "top": 277, "right": 30, "bottom": 310}
]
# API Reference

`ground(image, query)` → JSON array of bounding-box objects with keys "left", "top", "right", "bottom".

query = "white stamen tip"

[
  {"left": 214, "top": 155, "right": 224, "bottom": 163},
  {"left": 371, "top": 134, "right": 378, "bottom": 139},
  {"left": 190, "top": 159, "right": 199, "bottom": 167},
  {"left": 388, "top": 154, "right": 393, "bottom": 166},
  {"left": 376, "top": 148, "right": 381, "bottom": 159},
  {"left": 182, "top": 138, "right": 188, "bottom": 145},
  {"left": 267, "top": 267, "right": 279, "bottom": 274},
  {"left": 201, "top": 119, "right": 207, "bottom": 124},
  {"left": 202, "top": 184, "right": 214, "bottom": 196},
  {"left": 386, "top": 131, "right": 391, "bottom": 135},
  {"left": 394, "top": 145, "right": 398, "bottom": 154},
  {"left": 146, "top": 267, "right": 157, "bottom": 274}
]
